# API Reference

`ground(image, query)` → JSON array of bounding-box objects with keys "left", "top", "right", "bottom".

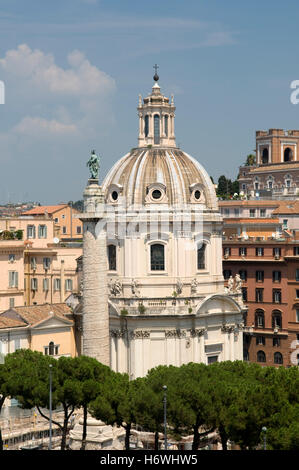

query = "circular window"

[
  {"left": 111, "top": 191, "right": 118, "bottom": 201},
  {"left": 194, "top": 190, "right": 201, "bottom": 200},
  {"left": 152, "top": 189, "right": 162, "bottom": 200}
]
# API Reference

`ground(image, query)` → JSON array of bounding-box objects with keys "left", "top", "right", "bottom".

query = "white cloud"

[
  {"left": 0, "top": 44, "right": 115, "bottom": 96},
  {"left": 13, "top": 116, "right": 77, "bottom": 136}
]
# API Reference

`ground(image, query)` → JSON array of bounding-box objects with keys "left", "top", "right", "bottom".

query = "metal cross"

[{"left": 153, "top": 64, "right": 159, "bottom": 75}]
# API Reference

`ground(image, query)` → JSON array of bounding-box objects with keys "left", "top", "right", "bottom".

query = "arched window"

[
  {"left": 108, "top": 244, "right": 116, "bottom": 271},
  {"left": 284, "top": 147, "right": 293, "bottom": 162},
  {"left": 144, "top": 115, "right": 149, "bottom": 137},
  {"left": 49, "top": 341, "right": 55, "bottom": 356},
  {"left": 255, "top": 309, "right": 265, "bottom": 328},
  {"left": 257, "top": 350, "right": 266, "bottom": 363},
  {"left": 164, "top": 115, "right": 168, "bottom": 137},
  {"left": 262, "top": 148, "right": 269, "bottom": 164},
  {"left": 197, "top": 244, "right": 206, "bottom": 270},
  {"left": 150, "top": 243, "right": 165, "bottom": 271},
  {"left": 154, "top": 114, "right": 160, "bottom": 145},
  {"left": 272, "top": 310, "right": 282, "bottom": 329},
  {"left": 274, "top": 352, "right": 283, "bottom": 364}
]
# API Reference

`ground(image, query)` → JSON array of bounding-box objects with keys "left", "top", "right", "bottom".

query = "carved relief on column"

[
  {"left": 110, "top": 329, "right": 127, "bottom": 338},
  {"left": 165, "top": 329, "right": 187, "bottom": 338},
  {"left": 189, "top": 327, "right": 207, "bottom": 337},
  {"left": 130, "top": 330, "right": 150, "bottom": 339}
]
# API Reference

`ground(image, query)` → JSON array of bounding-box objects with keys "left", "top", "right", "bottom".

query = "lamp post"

[
  {"left": 262, "top": 426, "right": 267, "bottom": 450},
  {"left": 49, "top": 364, "right": 53, "bottom": 450},
  {"left": 163, "top": 385, "right": 167, "bottom": 450}
]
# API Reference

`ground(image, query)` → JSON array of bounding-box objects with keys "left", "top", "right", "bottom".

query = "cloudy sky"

[{"left": 1, "top": 0, "right": 299, "bottom": 203}]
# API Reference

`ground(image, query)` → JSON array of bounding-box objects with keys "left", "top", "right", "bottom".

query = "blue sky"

[{"left": 1, "top": 0, "right": 299, "bottom": 203}]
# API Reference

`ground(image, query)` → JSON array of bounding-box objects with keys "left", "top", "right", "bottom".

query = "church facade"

[{"left": 80, "top": 75, "right": 246, "bottom": 378}]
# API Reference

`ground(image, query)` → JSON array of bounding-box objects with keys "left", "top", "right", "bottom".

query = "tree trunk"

[
  {"left": 219, "top": 425, "right": 228, "bottom": 451},
  {"left": 80, "top": 405, "right": 88, "bottom": 450},
  {"left": 125, "top": 423, "right": 131, "bottom": 451},
  {"left": 154, "top": 431, "right": 159, "bottom": 450},
  {"left": 192, "top": 418, "right": 200, "bottom": 450}
]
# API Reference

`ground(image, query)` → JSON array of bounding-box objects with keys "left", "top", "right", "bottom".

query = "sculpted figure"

[{"left": 87, "top": 150, "right": 100, "bottom": 179}]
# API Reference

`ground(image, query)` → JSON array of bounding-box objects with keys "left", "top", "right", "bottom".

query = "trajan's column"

[{"left": 80, "top": 151, "right": 110, "bottom": 366}]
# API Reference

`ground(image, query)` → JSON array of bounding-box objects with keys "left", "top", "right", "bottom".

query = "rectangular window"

[
  {"left": 296, "top": 289, "right": 299, "bottom": 299},
  {"left": 224, "top": 209, "right": 230, "bottom": 216},
  {"left": 242, "top": 287, "right": 247, "bottom": 302},
  {"left": 283, "top": 219, "right": 288, "bottom": 229},
  {"left": 273, "top": 289, "right": 282, "bottom": 304},
  {"left": 256, "top": 288, "right": 264, "bottom": 302},
  {"left": 224, "top": 247, "right": 231, "bottom": 257},
  {"left": 293, "top": 247, "right": 299, "bottom": 256},
  {"left": 239, "top": 247, "right": 247, "bottom": 256},
  {"left": 197, "top": 245, "right": 206, "bottom": 270},
  {"left": 273, "top": 271, "right": 281, "bottom": 283},
  {"left": 234, "top": 208, "right": 240, "bottom": 217},
  {"left": 256, "top": 247, "right": 264, "bottom": 257},
  {"left": 223, "top": 270, "right": 232, "bottom": 280},
  {"left": 43, "top": 278, "right": 49, "bottom": 292},
  {"left": 250, "top": 209, "right": 256, "bottom": 218},
  {"left": 9, "top": 271, "right": 18, "bottom": 288},
  {"left": 30, "top": 257, "right": 37, "bottom": 270},
  {"left": 54, "top": 278, "right": 61, "bottom": 291},
  {"left": 54, "top": 217, "right": 59, "bottom": 223},
  {"left": 256, "top": 270, "right": 264, "bottom": 282},
  {"left": 76, "top": 226, "right": 82, "bottom": 234},
  {"left": 260, "top": 209, "right": 266, "bottom": 218},
  {"left": 43, "top": 257, "right": 51, "bottom": 270},
  {"left": 38, "top": 224, "right": 47, "bottom": 238},
  {"left": 207, "top": 356, "right": 218, "bottom": 364},
  {"left": 296, "top": 269, "right": 299, "bottom": 282},
  {"left": 31, "top": 278, "right": 38, "bottom": 291},
  {"left": 62, "top": 226, "right": 67, "bottom": 234},
  {"left": 296, "top": 310, "right": 299, "bottom": 322},
  {"left": 256, "top": 336, "right": 265, "bottom": 346},
  {"left": 27, "top": 225, "right": 36, "bottom": 239},
  {"left": 65, "top": 279, "right": 73, "bottom": 291},
  {"left": 14, "top": 338, "right": 21, "bottom": 351},
  {"left": 239, "top": 270, "right": 247, "bottom": 281},
  {"left": 273, "top": 247, "right": 281, "bottom": 258},
  {"left": 273, "top": 337, "right": 280, "bottom": 347},
  {"left": 9, "top": 297, "right": 15, "bottom": 308}
]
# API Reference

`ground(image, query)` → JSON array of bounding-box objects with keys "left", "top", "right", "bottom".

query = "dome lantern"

[{"left": 137, "top": 66, "right": 176, "bottom": 148}]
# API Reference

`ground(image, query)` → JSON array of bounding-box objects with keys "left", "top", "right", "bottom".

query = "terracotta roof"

[
  {"left": 219, "top": 200, "right": 280, "bottom": 206},
  {"left": 0, "top": 303, "right": 72, "bottom": 329},
  {"left": 250, "top": 162, "right": 299, "bottom": 173},
  {"left": 272, "top": 201, "right": 299, "bottom": 215},
  {"left": 0, "top": 316, "right": 26, "bottom": 328},
  {"left": 23, "top": 205, "right": 68, "bottom": 215},
  {"left": 223, "top": 217, "right": 280, "bottom": 224}
]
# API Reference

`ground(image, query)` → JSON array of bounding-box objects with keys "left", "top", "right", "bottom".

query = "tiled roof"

[
  {"left": 23, "top": 205, "right": 67, "bottom": 215},
  {"left": 0, "top": 303, "right": 72, "bottom": 329},
  {"left": 0, "top": 316, "right": 26, "bottom": 328},
  {"left": 250, "top": 163, "right": 299, "bottom": 172},
  {"left": 272, "top": 201, "right": 299, "bottom": 215}
]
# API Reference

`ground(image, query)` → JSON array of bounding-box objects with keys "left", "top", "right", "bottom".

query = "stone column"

[{"left": 81, "top": 181, "right": 110, "bottom": 366}]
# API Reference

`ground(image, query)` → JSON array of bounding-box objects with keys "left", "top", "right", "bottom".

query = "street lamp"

[
  {"left": 262, "top": 426, "right": 267, "bottom": 450},
  {"left": 49, "top": 364, "right": 53, "bottom": 450},
  {"left": 163, "top": 385, "right": 167, "bottom": 450}
]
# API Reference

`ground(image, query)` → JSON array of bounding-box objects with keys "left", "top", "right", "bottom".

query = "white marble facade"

[{"left": 80, "top": 76, "right": 246, "bottom": 378}]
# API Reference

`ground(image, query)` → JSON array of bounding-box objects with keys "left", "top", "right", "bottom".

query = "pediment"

[
  {"left": 196, "top": 294, "right": 242, "bottom": 315},
  {"left": 31, "top": 315, "right": 73, "bottom": 330}
]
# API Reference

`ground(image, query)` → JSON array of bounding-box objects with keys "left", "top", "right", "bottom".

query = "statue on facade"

[
  {"left": 176, "top": 279, "right": 183, "bottom": 295},
  {"left": 109, "top": 278, "right": 123, "bottom": 296},
  {"left": 191, "top": 278, "right": 198, "bottom": 295},
  {"left": 131, "top": 278, "right": 140, "bottom": 297},
  {"left": 87, "top": 150, "right": 100, "bottom": 179},
  {"left": 227, "top": 275, "right": 234, "bottom": 293},
  {"left": 234, "top": 274, "right": 243, "bottom": 294}
]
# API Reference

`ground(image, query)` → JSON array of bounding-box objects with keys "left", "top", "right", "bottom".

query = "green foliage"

[{"left": 2, "top": 353, "right": 299, "bottom": 451}]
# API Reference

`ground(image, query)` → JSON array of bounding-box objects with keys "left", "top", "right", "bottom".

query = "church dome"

[
  {"left": 102, "top": 147, "right": 218, "bottom": 210},
  {"left": 101, "top": 74, "right": 218, "bottom": 211}
]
